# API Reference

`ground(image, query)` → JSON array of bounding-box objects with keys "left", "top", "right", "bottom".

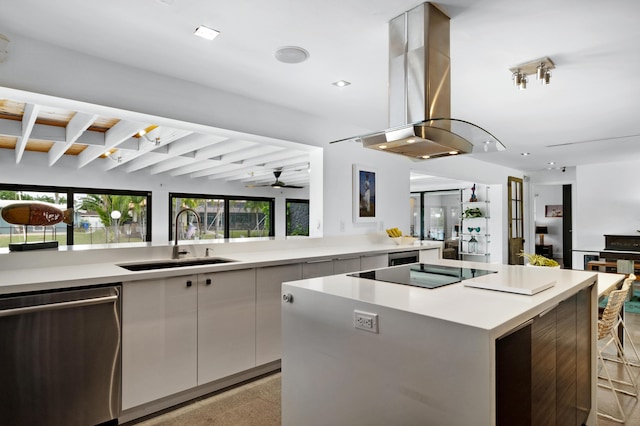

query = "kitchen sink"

[{"left": 118, "top": 257, "right": 238, "bottom": 271}]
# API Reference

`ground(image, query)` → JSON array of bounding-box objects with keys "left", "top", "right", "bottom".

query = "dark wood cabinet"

[
  {"left": 496, "top": 287, "right": 592, "bottom": 426},
  {"left": 532, "top": 305, "right": 557, "bottom": 425},
  {"left": 535, "top": 244, "right": 553, "bottom": 257}
]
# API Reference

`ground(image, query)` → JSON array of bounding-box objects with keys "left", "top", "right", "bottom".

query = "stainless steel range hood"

[{"left": 332, "top": 2, "right": 504, "bottom": 160}]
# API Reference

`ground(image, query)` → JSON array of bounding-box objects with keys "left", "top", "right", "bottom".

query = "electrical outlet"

[{"left": 354, "top": 310, "right": 378, "bottom": 333}]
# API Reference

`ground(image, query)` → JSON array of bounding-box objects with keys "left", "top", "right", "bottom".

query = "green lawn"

[
  {"left": 0, "top": 227, "right": 268, "bottom": 248},
  {"left": 0, "top": 228, "right": 144, "bottom": 248}
]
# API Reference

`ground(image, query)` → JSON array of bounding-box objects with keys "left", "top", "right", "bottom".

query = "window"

[
  {"left": 169, "top": 193, "right": 274, "bottom": 240},
  {"left": 286, "top": 199, "right": 309, "bottom": 236},
  {"left": 229, "top": 198, "right": 272, "bottom": 238},
  {"left": 170, "top": 195, "right": 225, "bottom": 241},
  {"left": 0, "top": 184, "right": 151, "bottom": 248},
  {"left": 74, "top": 192, "right": 150, "bottom": 245}
]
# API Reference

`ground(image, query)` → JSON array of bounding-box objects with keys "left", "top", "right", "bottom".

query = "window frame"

[
  {"left": 169, "top": 192, "right": 275, "bottom": 240},
  {"left": 285, "top": 198, "right": 310, "bottom": 237},
  {"left": 0, "top": 183, "right": 152, "bottom": 246}
]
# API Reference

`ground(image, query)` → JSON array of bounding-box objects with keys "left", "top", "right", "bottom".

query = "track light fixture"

[
  {"left": 103, "top": 150, "right": 122, "bottom": 163},
  {"left": 509, "top": 57, "right": 555, "bottom": 90},
  {"left": 137, "top": 128, "right": 161, "bottom": 146}
]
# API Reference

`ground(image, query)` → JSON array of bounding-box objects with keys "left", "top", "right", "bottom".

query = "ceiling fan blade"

[{"left": 247, "top": 169, "right": 305, "bottom": 188}]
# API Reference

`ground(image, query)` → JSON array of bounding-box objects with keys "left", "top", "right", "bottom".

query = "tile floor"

[
  {"left": 125, "top": 314, "right": 640, "bottom": 426},
  {"left": 126, "top": 373, "right": 281, "bottom": 426}
]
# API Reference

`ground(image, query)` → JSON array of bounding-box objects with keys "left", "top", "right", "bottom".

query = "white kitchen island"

[{"left": 281, "top": 259, "right": 603, "bottom": 426}]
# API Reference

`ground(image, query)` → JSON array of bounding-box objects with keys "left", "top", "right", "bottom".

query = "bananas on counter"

[{"left": 385, "top": 227, "right": 402, "bottom": 237}]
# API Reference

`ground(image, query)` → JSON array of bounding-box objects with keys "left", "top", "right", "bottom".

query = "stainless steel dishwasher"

[{"left": 0, "top": 284, "right": 121, "bottom": 426}]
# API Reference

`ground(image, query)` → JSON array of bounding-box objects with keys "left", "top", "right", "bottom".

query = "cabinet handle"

[
  {"left": 282, "top": 293, "right": 294, "bottom": 303},
  {"left": 186, "top": 280, "right": 192, "bottom": 287},
  {"left": 206, "top": 278, "right": 212, "bottom": 286}
]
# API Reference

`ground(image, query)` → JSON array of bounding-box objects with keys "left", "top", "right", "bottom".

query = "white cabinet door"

[
  {"left": 360, "top": 254, "right": 389, "bottom": 270},
  {"left": 420, "top": 248, "right": 440, "bottom": 262},
  {"left": 302, "top": 259, "right": 334, "bottom": 279},
  {"left": 256, "top": 263, "right": 302, "bottom": 365},
  {"left": 122, "top": 275, "right": 198, "bottom": 410},
  {"left": 198, "top": 269, "right": 256, "bottom": 384},
  {"left": 333, "top": 257, "right": 362, "bottom": 274}
]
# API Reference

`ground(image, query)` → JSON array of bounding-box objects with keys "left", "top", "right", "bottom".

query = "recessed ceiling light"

[
  {"left": 332, "top": 80, "right": 351, "bottom": 87},
  {"left": 274, "top": 46, "right": 309, "bottom": 64},
  {"left": 194, "top": 26, "right": 220, "bottom": 41},
  {"left": 521, "top": 152, "right": 530, "bottom": 156},
  {"left": 379, "top": 145, "right": 387, "bottom": 149},
  {"left": 421, "top": 155, "right": 431, "bottom": 159},
  {"left": 406, "top": 138, "right": 415, "bottom": 144},
  {"left": 448, "top": 151, "right": 458, "bottom": 155}
]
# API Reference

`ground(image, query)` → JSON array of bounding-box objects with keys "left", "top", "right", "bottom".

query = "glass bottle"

[{"left": 468, "top": 235, "right": 478, "bottom": 254}]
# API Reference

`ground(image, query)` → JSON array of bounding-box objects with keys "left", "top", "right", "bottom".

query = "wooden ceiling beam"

[
  {"left": 169, "top": 159, "right": 229, "bottom": 177},
  {"left": 189, "top": 162, "right": 246, "bottom": 179},
  {"left": 105, "top": 127, "right": 192, "bottom": 170},
  {"left": 79, "top": 120, "right": 148, "bottom": 169},
  {"left": 194, "top": 139, "right": 255, "bottom": 161},
  {"left": 226, "top": 150, "right": 306, "bottom": 176},
  {"left": 220, "top": 145, "right": 282, "bottom": 164},
  {"left": 124, "top": 133, "right": 227, "bottom": 172},
  {"left": 148, "top": 156, "right": 198, "bottom": 175},
  {"left": 49, "top": 112, "right": 98, "bottom": 166},
  {"left": 15, "top": 103, "right": 39, "bottom": 164}
]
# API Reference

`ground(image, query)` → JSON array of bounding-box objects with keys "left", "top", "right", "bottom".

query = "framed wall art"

[
  {"left": 545, "top": 205, "right": 563, "bottom": 217},
  {"left": 353, "top": 164, "right": 377, "bottom": 223}
]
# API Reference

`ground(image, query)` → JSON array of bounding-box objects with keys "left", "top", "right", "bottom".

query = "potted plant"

[{"left": 519, "top": 251, "right": 560, "bottom": 267}]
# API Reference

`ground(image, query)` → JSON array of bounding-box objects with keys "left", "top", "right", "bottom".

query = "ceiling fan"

[{"left": 246, "top": 170, "right": 304, "bottom": 189}]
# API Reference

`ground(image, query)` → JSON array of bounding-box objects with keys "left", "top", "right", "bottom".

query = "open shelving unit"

[{"left": 459, "top": 186, "right": 490, "bottom": 262}]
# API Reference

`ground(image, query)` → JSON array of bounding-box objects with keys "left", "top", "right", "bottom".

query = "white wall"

[
  {"left": 322, "top": 140, "right": 411, "bottom": 236},
  {"left": 572, "top": 159, "right": 640, "bottom": 268}
]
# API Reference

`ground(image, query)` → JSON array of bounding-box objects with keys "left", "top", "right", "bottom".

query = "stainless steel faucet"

[{"left": 172, "top": 207, "right": 201, "bottom": 259}]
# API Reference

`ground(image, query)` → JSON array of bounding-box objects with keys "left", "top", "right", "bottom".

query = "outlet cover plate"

[{"left": 354, "top": 310, "right": 378, "bottom": 333}]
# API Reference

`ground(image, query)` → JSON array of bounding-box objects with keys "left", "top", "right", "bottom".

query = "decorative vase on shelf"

[
  {"left": 469, "top": 183, "right": 478, "bottom": 202},
  {"left": 468, "top": 235, "right": 478, "bottom": 254}
]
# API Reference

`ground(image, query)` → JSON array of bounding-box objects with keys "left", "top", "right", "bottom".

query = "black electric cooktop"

[{"left": 348, "top": 263, "right": 497, "bottom": 289}]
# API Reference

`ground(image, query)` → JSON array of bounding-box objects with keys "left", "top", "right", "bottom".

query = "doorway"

[
  {"left": 410, "top": 190, "right": 461, "bottom": 242},
  {"left": 562, "top": 184, "right": 573, "bottom": 268},
  {"left": 532, "top": 183, "right": 570, "bottom": 268}
]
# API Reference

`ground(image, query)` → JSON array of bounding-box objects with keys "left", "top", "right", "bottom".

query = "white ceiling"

[{"left": 1, "top": 0, "right": 639, "bottom": 175}]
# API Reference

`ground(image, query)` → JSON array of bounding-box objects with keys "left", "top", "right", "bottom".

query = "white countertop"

[
  {"left": 282, "top": 258, "right": 614, "bottom": 337},
  {"left": 0, "top": 236, "right": 442, "bottom": 295}
]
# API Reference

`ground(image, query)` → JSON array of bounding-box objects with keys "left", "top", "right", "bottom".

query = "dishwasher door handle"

[{"left": 0, "top": 294, "right": 119, "bottom": 318}]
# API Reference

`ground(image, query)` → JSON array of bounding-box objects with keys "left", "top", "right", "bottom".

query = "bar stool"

[
  {"left": 597, "top": 276, "right": 638, "bottom": 423},
  {"left": 608, "top": 274, "right": 640, "bottom": 369}
]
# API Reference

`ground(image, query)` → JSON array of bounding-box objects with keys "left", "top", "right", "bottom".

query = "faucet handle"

[
  {"left": 205, "top": 248, "right": 211, "bottom": 257},
  {"left": 172, "top": 245, "right": 190, "bottom": 259}
]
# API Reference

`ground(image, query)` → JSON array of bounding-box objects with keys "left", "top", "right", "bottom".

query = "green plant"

[
  {"left": 463, "top": 207, "right": 483, "bottom": 218},
  {"left": 519, "top": 251, "right": 559, "bottom": 267}
]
